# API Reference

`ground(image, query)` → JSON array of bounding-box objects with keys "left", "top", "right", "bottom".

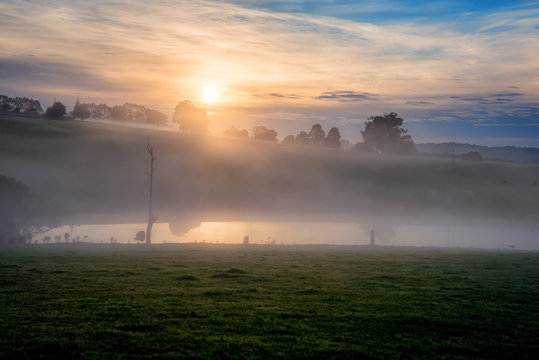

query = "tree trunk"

[
  {"left": 146, "top": 137, "right": 157, "bottom": 245},
  {"left": 146, "top": 216, "right": 156, "bottom": 245}
]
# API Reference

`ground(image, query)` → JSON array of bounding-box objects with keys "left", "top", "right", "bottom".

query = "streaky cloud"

[{"left": 315, "top": 91, "right": 378, "bottom": 102}]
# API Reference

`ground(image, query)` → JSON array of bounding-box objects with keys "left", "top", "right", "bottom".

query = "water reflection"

[{"left": 36, "top": 219, "right": 539, "bottom": 250}]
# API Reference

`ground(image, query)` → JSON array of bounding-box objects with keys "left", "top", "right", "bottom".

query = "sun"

[{"left": 203, "top": 87, "right": 218, "bottom": 103}]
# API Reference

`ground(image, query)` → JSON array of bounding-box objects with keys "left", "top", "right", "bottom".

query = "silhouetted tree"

[
  {"left": 145, "top": 109, "right": 167, "bottom": 126},
  {"left": 0, "top": 95, "right": 43, "bottom": 114},
  {"left": 173, "top": 100, "right": 208, "bottom": 133},
  {"left": 110, "top": 105, "right": 128, "bottom": 121},
  {"left": 134, "top": 231, "right": 145, "bottom": 242},
  {"left": 45, "top": 101, "right": 66, "bottom": 119},
  {"left": 360, "top": 112, "right": 416, "bottom": 154},
  {"left": 253, "top": 125, "right": 278, "bottom": 142},
  {"left": 281, "top": 135, "right": 295, "bottom": 145},
  {"left": 461, "top": 151, "right": 483, "bottom": 161},
  {"left": 223, "top": 126, "right": 248, "bottom": 138},
  {"left": 295, "top": 130, "right": 309, "bottom": 145},
  {"left": 308, "top": 124, "right": 326, "bottom": 145},
  {"left": 0, "top": 175, "right": 59, "bottom": 244},
  {"left": 72, "top": 97, "right": 90, "bottom": 119},
  {"left": 324, "top": 127, "right": 341, "bottom": 148}
]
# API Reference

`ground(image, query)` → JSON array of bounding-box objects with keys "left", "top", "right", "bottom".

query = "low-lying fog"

[{"left": 2, "top": 119, "right": 539, "bottom": 249}]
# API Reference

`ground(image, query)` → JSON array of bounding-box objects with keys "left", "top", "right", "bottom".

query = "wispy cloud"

[
  {"left": 406, "top": 100, "right": 435, "bottom": 107},
  {"left": 315, "top": 91, "right": 378, "bottom": 102}
]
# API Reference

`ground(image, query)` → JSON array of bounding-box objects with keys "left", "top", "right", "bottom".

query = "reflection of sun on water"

[{"left": 203, "top": 87, "right": 218, "bottom": 103}]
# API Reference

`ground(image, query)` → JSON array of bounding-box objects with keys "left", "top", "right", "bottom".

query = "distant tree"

[
  {"left": 173, "top": 100, "right": 208, "bottom": 133},
  {"left": 134, "top": 230, "right": 145, "bottom": 242},
  {"left": 295, "top": 131, "right": 309, "bottom": 145},
  {"left": 223, "top": 126, "right": 249, "bottom": 139},
  {"left": 45, "top": 101, "right": 66, "bottom": 119},
  {"left": 354, "top": 142, "right": 371, "bottom": 152},
  {"left": 253, "top": 125, "right": 278, "bottom": 142},
  {"left": 461, "top": 151, "right": 483, "bottom": 161},
  {"left": 145, "top": 109, "right": 168, "bottom": 126},
  {"left": 308, "top": 124, "right": 326, "bottom": 145},
  {"left": 324, "top": 127, "right": 341, "bottom": 148},
  {"left": 360, "top": 112, "right": 416, "bottom": 154},
  {"left": 0, "top": 175, "right": 59, "bottom": 244},
  {"left": 0, "top": 95, "right": 43, "bottom": 114},
  {"left": 110, "top": 105, "right": 127, "bottom": 121},
  {"left": 72, "top": 97, "right": 91, "bottom": 119},
  {"left": 281, "top": 135, "right": 296, "bottom": 145}
]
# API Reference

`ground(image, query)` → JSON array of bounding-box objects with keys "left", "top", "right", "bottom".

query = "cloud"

[
  {"left": 490, "top": 92, "right": 522, "bottom": 97},
  {"left": 0, "top": 0, "right": 538, "bottom": 144},
  {"left": 315, "top": 91, "right": 378, "bottom": 102},
  {"left": 0, "top": 58, "right": 128, "bottom": 92},
  {"left": 448, "top": 91, "right": 525, "bottom": 105},
  {"left": 266, "top": 93, "right": 303, "bottom": 99},
  {"left": 406, "top": 100, "right": 434, "bottom": 106}
]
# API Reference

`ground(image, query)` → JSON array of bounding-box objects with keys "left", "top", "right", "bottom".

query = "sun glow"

[{"left": 203, "top": 87, "right": 218, "bottom": 103}]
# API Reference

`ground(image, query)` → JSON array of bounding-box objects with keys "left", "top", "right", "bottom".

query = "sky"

[{"left": 1, "top": 0, "right": 539, "bottom": 146}]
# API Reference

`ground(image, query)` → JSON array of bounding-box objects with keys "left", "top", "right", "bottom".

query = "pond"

[{"left": 35, "top": 216, "right": 539, "bottom": 250}]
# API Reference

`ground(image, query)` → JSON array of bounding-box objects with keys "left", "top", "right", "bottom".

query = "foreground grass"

[{"left": 1, "top": 245, "right": 538, "bottom": 359}]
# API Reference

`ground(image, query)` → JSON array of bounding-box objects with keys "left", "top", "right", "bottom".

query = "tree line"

[
  {"left": 171, "top": 101, "right": 416, "bottom": 154},
  {"left": 0, "top": 95, "right": 43, "bottom": 114},
  {"left": 68, "top": 98, "right": 168, "bottom": 126},
  {"left": 218, "top": 114, "right": 415, "bottom": 155},
  {"left": 2, "top": 93, "right": 416, "bottom": 154}
]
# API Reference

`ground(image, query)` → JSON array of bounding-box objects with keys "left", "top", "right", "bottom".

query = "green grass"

[{"left": 1, "top": 245, "right": 538, "bottom": 359}]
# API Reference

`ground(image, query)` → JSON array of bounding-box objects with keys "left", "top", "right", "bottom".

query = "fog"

[{"left": 2, "top": 118, "right": 539, "bottom": 249}]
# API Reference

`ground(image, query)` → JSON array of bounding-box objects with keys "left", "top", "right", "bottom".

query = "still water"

[{"left": 36, "top": 219, "right": 539, "bottom": 250}]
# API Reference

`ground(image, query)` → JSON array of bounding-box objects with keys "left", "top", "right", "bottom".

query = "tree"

[
  {"left": 253, "top": 125, "right": 278, "bottom": 142},
  {"left": 308, "top": 124, "right": 325, "bottom": 145},
  {"left": 45, "top": 101, "right": 66, "bottom": 119},
  {"left": 110, "top": 105, "right": 127, "bottom": 121},
  {"left": 461, "top": 151, "right": 483, "bottom": 161},
  {"left": 360, "top": 112, "right": 416, "bottom": 154},
  {"left": 295, "top": 131, "right": 309, "bottom": 145},
  {"left": 324, "top": 127, "right": 341, "bottom": 148},
  {"left": 223, "top": 126, "right": 248, "bottom": 139},
  {"left": 281, "top": 135, "right": 295, "bottom": 145},
  {"left": 134, "top": 231, "right": 145, "bottom": 242},
  {"left": 72, "top": 97, "right": 90, "bottom": 119},
  {"left": 173, "top": 100, "right": 208, "bottom": 133},
  {"left": 0, "top": 175, "right": 59, "bottom": 244},
  {"left": 145, "top": 109, "right": 167, "bottom": 126}
]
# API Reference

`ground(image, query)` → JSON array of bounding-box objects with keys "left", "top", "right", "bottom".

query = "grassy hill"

[{"left": 1, "top": 115, "right": 539, "bottom": 225}]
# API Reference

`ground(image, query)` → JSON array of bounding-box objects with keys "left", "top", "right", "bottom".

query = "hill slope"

[{"left": 1, "top": 115, "right": 539, "bottom": 225}]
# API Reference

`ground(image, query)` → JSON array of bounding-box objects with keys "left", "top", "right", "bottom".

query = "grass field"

[{"left": 1, "top": 245, "right": 538, "bottom": 359}]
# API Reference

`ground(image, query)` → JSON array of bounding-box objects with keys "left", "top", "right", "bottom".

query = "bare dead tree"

[{"left": 145, "top": 137, "right": 158, "bottom": 244}]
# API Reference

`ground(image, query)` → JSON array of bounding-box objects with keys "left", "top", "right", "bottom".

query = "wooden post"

[{"left": 146, "top": 137, "right": 157, "bottom": 244}]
